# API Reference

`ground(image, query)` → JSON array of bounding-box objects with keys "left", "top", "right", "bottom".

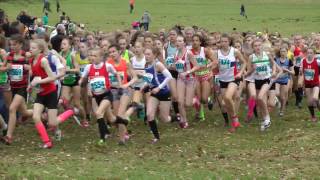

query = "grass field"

[
  {"left": 1, "top": 0, "right": 320, "bottom": 36},
  {"left": 2, "top": 0, "right": 320, "bottom": 179}
]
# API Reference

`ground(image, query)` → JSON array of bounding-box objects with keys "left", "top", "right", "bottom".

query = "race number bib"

[
  {"left": 256, "top": 64, "right": 268, "bottom": 76},
  {"left": 9, "top": 64, "right": 23, "bottom": 82},
  {"left": 304, "top": 69, "right": 315, "bottom": 81},
  {"left": 219, "top": 59, "right": 230, "bottom": 71},
  {"left": 165, "top": 57, "right": 174, "bottom": 66},
  {"left": 142, "top": 73, "right": 154, "bottom": 84},
  {"left": 109, "top": 73, "right": 119, "bottom": 87},
  {"left": 90, "top": 77, "right": 106, "bottom": 95},
  {"left": 196, "top": 57, "right": 207, "bottom": 66},
  {"left": 175, "top": 61, "right": 185, "bottom": 73},
  {"left": 296, "top": 57, "right": 302, "bottom": 66}
]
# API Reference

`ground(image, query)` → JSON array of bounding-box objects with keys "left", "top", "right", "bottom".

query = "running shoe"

[
  {"left": 41, "top": 141, "right": 53, "bottom": 149},
  {"left": 54, "top": 129, "right": 62, "bottom": 141},
  {"left": 311, "top": 116, "right": 317, "bottom": 122},
  {"left": 179, "top": 121, "right": 189, "bottom": 129},
  {"left": 199, "top": 106, "right": 205, "bottom": 122},
  {"left": 279, "top": 111, "right": 284, "bottom": 117},
  {"left": 229, "top": 121, "right": 240, "bottom": 133},
  {"left": 97, "top": 139, "right": 105, "bottom": 146},
  {"left": 151, "top": 138, "right": 159, "bottom": 144},
  {"left": 260, "top": 120, "right": 271, "bottom": 131},
  {"left": 81, "top": 120, "right": 90, "bottom": 128},
  {"left": 208, "top": 97, "right": 213, "bottom": 110}
]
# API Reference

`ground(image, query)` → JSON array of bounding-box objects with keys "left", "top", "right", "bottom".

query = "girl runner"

[
  {"left": 75, "top": 40, "right": 91, "bottom": 124},
  {"left": 216, "top": 34, "right": 246, "bottom": 132},
  {"left": 59, "top": 38, "right": 88, "bottom": 126},
  {"left": 174, "top": 35, "right": 199, "bottom": 128},
  {"left": 164, "top": 29, "right": 180, "bottom": 121},
  {"left": 298, "top": 47, "right": 320, "bottom": 122},
  {"left": 79, "top": 48, "right": 129, "bottom": 144},
  {"left": 123, "top": 41, "right": 146, "bottom": 121},
  {"left": 107, "top": 44, "right": 137, "bottom": 143},
  {"left": 118, "top": 36, "right": 134, "bottom": 63},
  {"left": 3, "top": 35, "right": 33, "bottom": 145},
  {"left": 292, "top": 35, "right": 305, "bottom": 108},
  {"left": 29, "top": 39, "right": 73, "bottom": 148},
  {"left": 143, "top": 47, "right": 172, "bottom": 143},
  {"left": 243, "top": 35, "right": 257, "bottom": 122},
  {"left": 233, "top": 40, "right": 245, "bottom": 115},
  {"left": 247, "top": 39, "right": 278, "bottom": 131},
  {"left": 275, "top": 47, "right": 294, "bottom": 116},
  {"left": 191, "top": 34, "right": 216, "bottom": 121}
]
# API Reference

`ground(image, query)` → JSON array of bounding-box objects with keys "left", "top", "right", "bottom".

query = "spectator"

[
  {"left": 141, "top": 10, "right": 151, "bottom": 31},
  {"left": 43, "top": 0, "right": 51, "bottom": 12},
  {"left": 240, "top": 4, "right": 247, "bottom": 19},
  {"left": 42, "top": 12, "right": 49, "bottom": 26}
]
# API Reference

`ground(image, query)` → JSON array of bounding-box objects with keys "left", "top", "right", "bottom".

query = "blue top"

[
  {"left": 145, "top": 61, "right": 170, "bottom": 95},
  {"left": 275, "top": 57, "right": 292, "bottom": 84}
]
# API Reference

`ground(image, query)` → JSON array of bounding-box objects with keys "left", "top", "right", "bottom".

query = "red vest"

[
  {"left": 302, "top": 58, "right": 319, "bottom": 86},
  {"left": 88, "top": 63, "right": 111, "bottom": 95},
  {"left": 7, "top": 50, "right": 28, "bottom": 88},
  {"left": 31, "top": 54, "right": 57, "bottom": 96}
]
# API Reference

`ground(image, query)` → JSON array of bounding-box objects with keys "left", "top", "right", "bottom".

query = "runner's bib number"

[
  {"left": 219, "top": 59, "right": 230, "bottom": 71},
  {"left": 142, "top": 73, "right": 153, "bottom": 84},
  {"left": 196, "top": 57, "right": 207, "bottom": 66},
  {"left": 9, "top": 64, "right": 23, "bottom": 82},
  {"left": 256, "top": 64, "right": 268, "bottom": 76},
  {"left": 165, "top": 57, "right": 174, "bottom": 66},
  {"left": 304, "top": 69, "right": 315, "bottom": 81},
  {"left": 90, "top": 77, "right": 106, "bottom": 95},
  {"left": 175, "top": 60, "right": 185, "bottom": 73},
  {"left": 109, "top": 73, "right": 119, "bottom": 87}
]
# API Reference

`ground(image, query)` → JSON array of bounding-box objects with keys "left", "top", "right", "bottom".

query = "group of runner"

[{"left": 1, "top": 21, "right": 320, "bottom": 148}]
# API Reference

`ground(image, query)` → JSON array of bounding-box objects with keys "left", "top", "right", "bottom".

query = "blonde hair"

[{"left": 31, "top": 39, "right": 48, "bottom": 54}]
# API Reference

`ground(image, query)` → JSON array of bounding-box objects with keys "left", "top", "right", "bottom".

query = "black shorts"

[
  {"left": 219, "top": 79, "right": 240, "bottom": 89},
  {"left": 35, "top": 91, "right": 58, "bottom": 109},
  {"left": 170, "top": 70, "right": 178, "bottom": 79},
  {"left": 94, "top": 91, "right": 113, "bottom": 105},
  {"left": 12, "top": 88, "right": 28, "bottom": 100},
  {"left": 255, "top": 79, "right": 275, "bottom": 90},
  {"left": 61, "top": 76, "right": 80, "bottom": 87},
  {"left": 305, "top": 84, "right": 319, "bottom": 89},
  {"left": 151, "top": 92, "right": 171, "bottom": 101},
  {"left": 294, "top": 66, "right": 300, "bottom": 76}
]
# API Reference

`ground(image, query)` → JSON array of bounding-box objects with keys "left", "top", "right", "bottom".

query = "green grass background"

[
  {"left": 1, "top": 0, "right": 320, "bottom": 179},
  {"left": 1, "top": 0, "right": 320, "bottom": 35}
]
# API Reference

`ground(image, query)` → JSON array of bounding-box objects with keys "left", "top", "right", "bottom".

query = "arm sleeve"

[
  {"left": 158, "top": 67, "right": 172, "bottom": 89},
  {"left": 82, "top": 64, "right": 91, "bottom": 78}
]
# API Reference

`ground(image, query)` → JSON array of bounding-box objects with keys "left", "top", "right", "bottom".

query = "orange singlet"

[{"left": 107, "top": 58, "right": 128, "bottom": 84}]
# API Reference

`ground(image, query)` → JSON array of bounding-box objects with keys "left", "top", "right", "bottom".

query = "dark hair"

[
  {"left": 192, "top": 34, "right": 207, "bottom": 47},
  {"left": 108, "top": 43, "right": 121, "bottom": 51}
]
